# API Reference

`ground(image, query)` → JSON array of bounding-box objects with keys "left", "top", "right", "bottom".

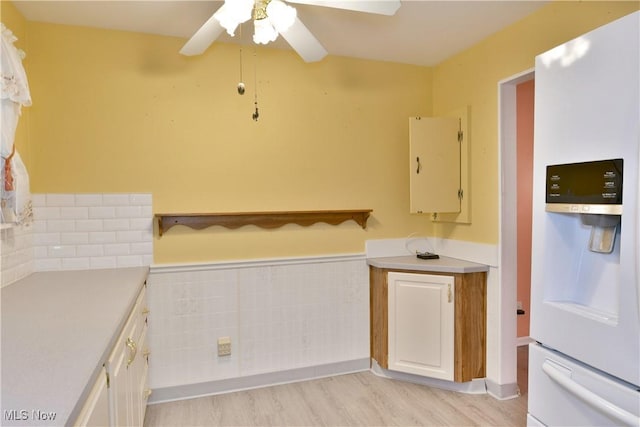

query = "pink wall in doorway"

[{"left": 516, "top": 79, "right": 534, "bottom": 338}]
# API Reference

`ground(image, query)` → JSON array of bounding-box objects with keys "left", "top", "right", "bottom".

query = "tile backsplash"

[
  {"left": 1, "top": 193, "right": 154, "bottom": 286},
  {"left": 32, "top": 193, "right": 153, "bottom": 271},
  {"left": 1, "top": 223, "right": 34, "bottom": 286}
]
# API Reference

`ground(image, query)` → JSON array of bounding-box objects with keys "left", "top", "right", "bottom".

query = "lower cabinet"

[
  {"left": 73, "top": 283, "right": 150, "bottom": 427},
  {"left": 107, "top": 285, "right": 150, "bottom": 427},
  {"left": 73, "top": 367, "right": 110, "bottom": 427},
  {"left": 387, "top": 272, "right": 455, "bottom": 380},
  {"left": 370, "top": 267, "right": 486, "bottom": 383}
]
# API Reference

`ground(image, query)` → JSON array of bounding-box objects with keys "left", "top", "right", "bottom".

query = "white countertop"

[
  {"left": 367, "top": 255, "right": 489, "bottom": 273},
  {"left": 1, "top": 267, "right": 149, "bottom": 426}
]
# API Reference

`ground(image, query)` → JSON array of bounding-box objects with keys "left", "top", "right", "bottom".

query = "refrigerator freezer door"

[
  {"left": 530, "top": 11, "right": 640, "bottom": 387},
  {"left": 528, "top": 344, "right": 640, "bottom": 427}
]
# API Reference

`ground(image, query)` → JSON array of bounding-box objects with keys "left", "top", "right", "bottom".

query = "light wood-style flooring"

[{"left": 145, "top": 348, "right": 529, "bottom": 427}]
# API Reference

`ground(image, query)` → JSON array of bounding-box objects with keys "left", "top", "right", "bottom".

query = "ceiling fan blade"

[
  {"left": 280, "top": 17, "right": 328, "bottom": 62},
  {"left": 179, "top": 12, "right": 225, "bottom": 56},
  {"left": 286, "top": 0, "right": 401, "bottom": 16}
]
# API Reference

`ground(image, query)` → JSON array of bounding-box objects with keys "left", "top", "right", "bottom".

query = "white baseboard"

[
  {"left": 148, "top": 358, "right": 370, "bottom": 404},
  {"left": 485, "top": 378, "right": 521, "bottom": 400},
  {"left": 517, "top": 336, "right": 534, "bottom": 347},
  {"left": 370, "top": 360, "right": 487, "bottom": 395}
]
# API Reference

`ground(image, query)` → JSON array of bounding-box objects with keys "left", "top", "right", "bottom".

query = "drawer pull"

[
  {"left": 142, "top": 308, "right": 150, "bottom": 315},
  {"left": 126, "top": 337, "right": 137, "bottom": 366}
]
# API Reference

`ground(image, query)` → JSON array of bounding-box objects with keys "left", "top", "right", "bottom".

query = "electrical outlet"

[{"left": 217, "top": 337, "right": 231, "bottom": 357}]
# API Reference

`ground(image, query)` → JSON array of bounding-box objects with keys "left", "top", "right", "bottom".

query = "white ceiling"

[{"left": 11, "top": 0, "right": 548, "bottom": 66}]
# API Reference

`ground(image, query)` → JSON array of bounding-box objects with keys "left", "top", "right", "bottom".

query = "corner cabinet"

[{"left": 370, "top": 262, "right": 486, "bottom": 383}]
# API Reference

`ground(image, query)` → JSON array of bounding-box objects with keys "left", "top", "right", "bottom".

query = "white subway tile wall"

[
  {"left": 1, "top": 224, "right": 35, "bottom": 287},
  {"left": 31, "top": 193, "right": 153, "bottom": 272},
  {"left": 147, "top": 257, "right": 370, "bottom": 391}
]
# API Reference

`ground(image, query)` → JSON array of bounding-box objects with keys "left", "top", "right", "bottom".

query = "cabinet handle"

[
  {"left": 142, "top": 308, "right": 150, "bottom": 315},
  {"left": 144, "top": 389, "right": 153, "bottom": 399},
  {"left": 416, "top": 157, "right": 421, "bottom": 174},
  {"left": 447, "top": 284, "right": 452, "bottom": 303},
  {"left": 126, "top": 337, "right": 137, "bottom": 366}
]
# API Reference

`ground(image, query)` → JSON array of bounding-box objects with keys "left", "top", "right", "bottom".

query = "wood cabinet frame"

[{"left": 369, "top": 266, "right": 486, "bottom": 383}]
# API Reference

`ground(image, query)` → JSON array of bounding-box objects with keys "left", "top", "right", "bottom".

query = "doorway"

[{"left": 498, "top": 68, "right": 534, "bottom": 396}]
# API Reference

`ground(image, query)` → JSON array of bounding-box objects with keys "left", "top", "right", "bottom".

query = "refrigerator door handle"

[{"left": 542, "top": 360, "right": 640, "bottom": 426}]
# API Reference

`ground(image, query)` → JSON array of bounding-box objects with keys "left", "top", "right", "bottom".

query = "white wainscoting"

[{"left": 147, "top": 254, "right": 371, "bottom": 403}]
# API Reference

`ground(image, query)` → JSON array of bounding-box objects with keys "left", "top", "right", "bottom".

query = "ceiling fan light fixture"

[
  {"left": 266, "top": 0, "right": 297, "bottom": 33},
  {"left": 215, "top": 0, "right": 253, "bottom": 36},
  {"left": 182, "top": 0, "right": 400, "bottom": 62},
  {"left": 253, "top": 17, "right": 278, "bottom": 44}
]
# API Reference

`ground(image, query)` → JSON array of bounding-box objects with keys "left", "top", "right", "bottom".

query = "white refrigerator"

[{"left": 528, "top": 11, "right": 640, "bottom": 427}]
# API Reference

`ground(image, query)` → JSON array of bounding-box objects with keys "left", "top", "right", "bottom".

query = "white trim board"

[
  {"left": 370, "top": 360, "right": 487, "bottom": 395},
  {"left": 485, "top": 379, "right": 521, "bottom": 400},
  {"left": 151, "top": 253, "right": 366, "bottom": 274},
  {"left": 148, "top": 358, "right": 370, "bottom": 404},
  {"left": 517, "top": 336, "right": 534, "bottom": 347}
]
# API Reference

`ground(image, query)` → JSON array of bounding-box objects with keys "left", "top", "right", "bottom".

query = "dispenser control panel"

[{"left": 546, "top": 159, "right": 623, "bottom": 214}]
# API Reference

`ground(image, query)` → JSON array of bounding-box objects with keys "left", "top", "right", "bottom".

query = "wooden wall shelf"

[{"left": 155, "top": 209, "right": 373, "bottom": 236}]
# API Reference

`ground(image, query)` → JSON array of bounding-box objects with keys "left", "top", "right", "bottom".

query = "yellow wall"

[
  {"left": 431, "top": 1, "right": 639, "bottom": 244},
  {"left": 4, "top": 1, "right": 638, "bottom": 262},
  {"left": 1, "top": 0, "right": 31, "bottom": 169},
  {"left": 22, "top": 20, "right": 433, "bottom": 263}
]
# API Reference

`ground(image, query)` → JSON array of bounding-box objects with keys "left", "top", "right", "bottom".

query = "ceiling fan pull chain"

[
  {"left": 237, "top": 25, "right": 246, "bottom": 95},
  {"left": 252, "top": 48, "right": 260, "bottom": 121}
]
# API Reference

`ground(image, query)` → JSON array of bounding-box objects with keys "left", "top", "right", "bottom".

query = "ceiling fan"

[{"left": 180, "top": 0, "right": 401, "bottom": 63}]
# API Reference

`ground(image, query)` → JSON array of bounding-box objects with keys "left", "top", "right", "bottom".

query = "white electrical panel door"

[
  {"left": 409, "top": 116, "right": 461, "bottom": 214},
  {"left": 387, "top": 272, "right": 455, "bottom": 380}
]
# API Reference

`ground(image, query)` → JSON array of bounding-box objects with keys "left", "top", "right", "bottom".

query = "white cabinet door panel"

[
  {"left": 72, "top": 367, "right": 109, "bottom": 427},
  {"left": 388, "top": 272, "right": 455, "bottom": 380},
  {"left": 106, "top": 284, "right": 148, "bottom": 427}
]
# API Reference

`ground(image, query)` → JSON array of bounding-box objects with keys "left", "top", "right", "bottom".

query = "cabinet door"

[
  {"left": 107, "top": 299, "right": 140, "bottom": 426},
  {"left": 107, "top": 335, "right": 129, "bottom": 427},
  {"left": 387, "top": 272, "right": 455, "bottom": 380},
  {"left": 73, "top": 367, "right": 109, "bottom": 427},
  {"left": 105, "top": 284, "right": 149, "bottom": 427},
  {"left": 409, "top": 117, "right": 460, "bottom": 214},
  {"left": 129, "top": 323, "right": 149, "bottom": 426}
]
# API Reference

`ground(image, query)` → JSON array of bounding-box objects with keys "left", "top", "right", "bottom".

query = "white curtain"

[{"left": 1, "top": 23, "right": 32, "bottom": 225}]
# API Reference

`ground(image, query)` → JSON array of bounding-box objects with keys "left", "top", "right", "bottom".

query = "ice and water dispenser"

[
  {"left": 541, "top": 158, "right": 623, "bottom": 322},
  {"left": 546, "top": 159, "right": 623, "bottom": 253}
]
